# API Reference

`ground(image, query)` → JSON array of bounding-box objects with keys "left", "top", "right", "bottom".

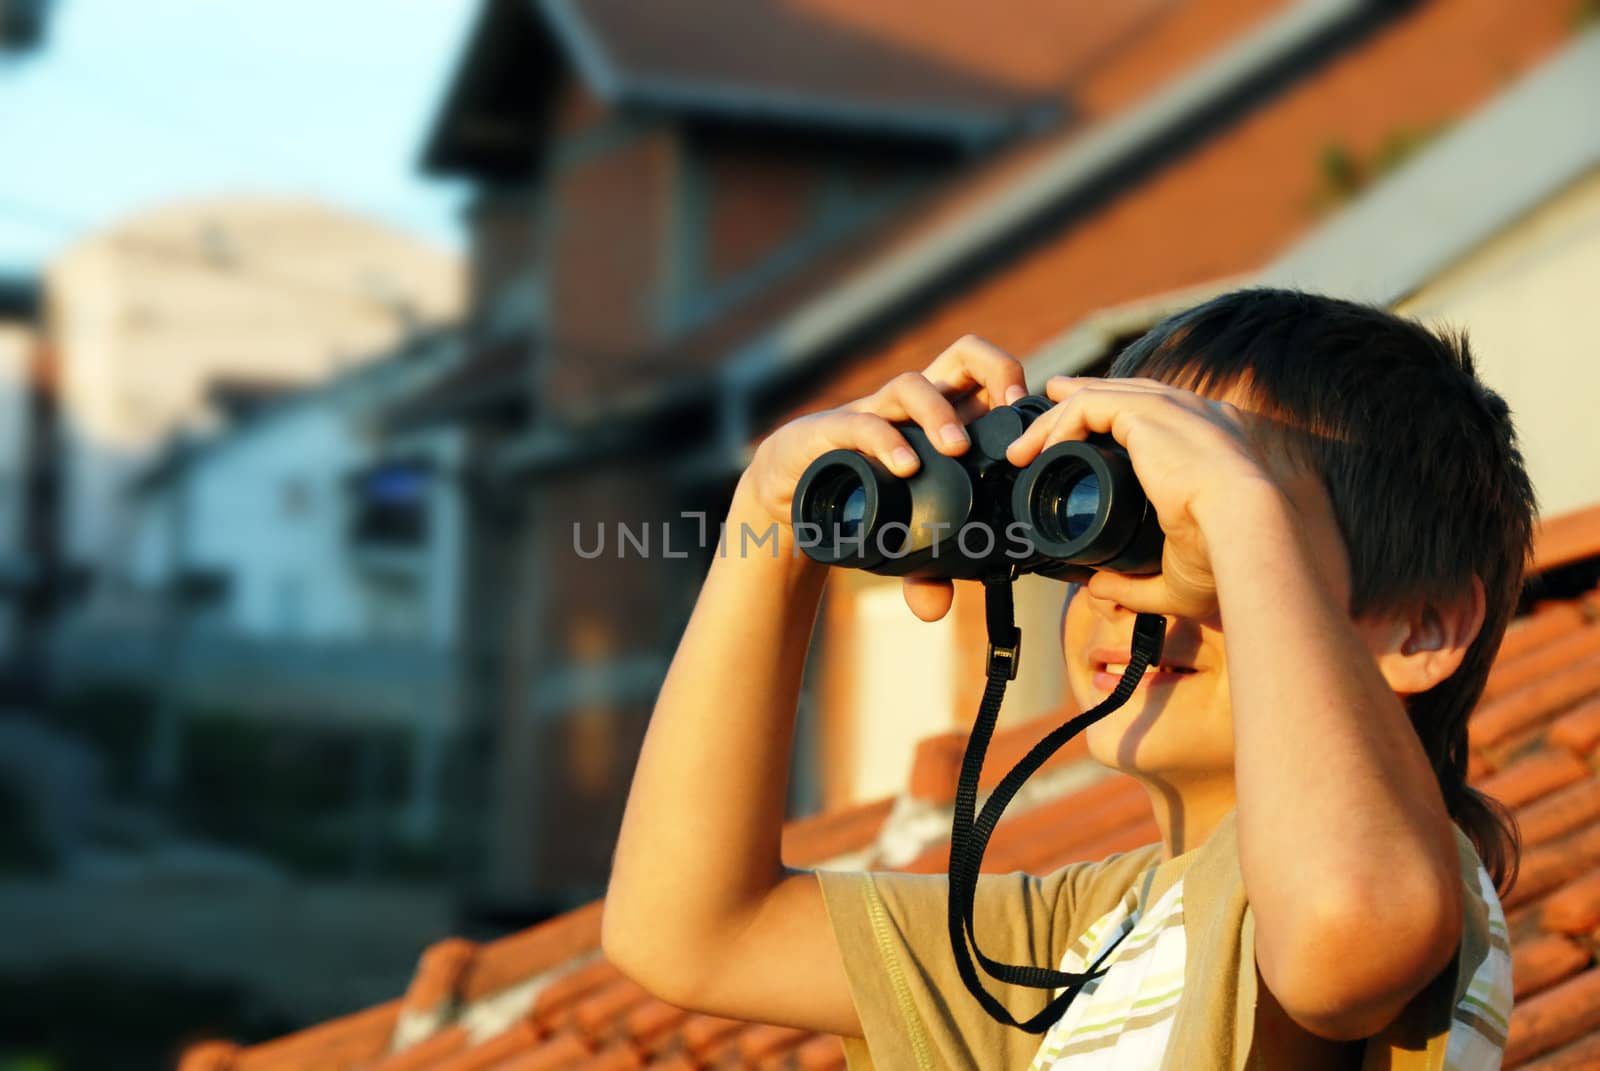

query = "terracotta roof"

[
  {"left": 775, "top": 0, "right": 1577, "bottom": 423},
  {"left": 184, "top": 501, "right": 1600, "bottom": 1069}
]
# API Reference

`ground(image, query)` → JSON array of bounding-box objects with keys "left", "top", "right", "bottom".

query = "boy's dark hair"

[{"left": 1109, "top": 287, "right": 1536, "bottom": 894}]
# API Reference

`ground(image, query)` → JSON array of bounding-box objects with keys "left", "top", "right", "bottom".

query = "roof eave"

[{"left": 535, "top": 0, "right": 1055, "bottom": 153}]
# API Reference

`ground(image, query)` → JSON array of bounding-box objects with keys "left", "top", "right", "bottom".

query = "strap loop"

[{"left": 946, "top": 572, "right": 1165, "bottom": 1032}]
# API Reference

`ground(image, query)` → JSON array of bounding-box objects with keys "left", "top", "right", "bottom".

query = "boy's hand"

[
  {"left": 741, "top": 335, "right": 1029, "bottom": 621},
  {"left": 1004, "top": 376, "right": 1304, "bottom": 620}
]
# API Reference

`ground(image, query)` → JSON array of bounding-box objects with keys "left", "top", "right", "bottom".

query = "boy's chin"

[{"left": 1085, "top": 712, "right": 1184, "bottom": 775}]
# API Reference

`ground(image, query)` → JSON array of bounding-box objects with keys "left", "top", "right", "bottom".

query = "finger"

[
  {"left": 1044, "top": 375, "right": 1171, "bottom": 403},
  {"left": 1004, "top": 404, "right": 1066, "bottom": 467},
  {"left": 1043, "top": 388, "right": 1187, "bottom": 452},
  {"left": 1007, "top": 387, "right": 1165, "bottom": 466},
  {"left": 923, "top": 335, "right": 1029, "bottom": 414},
  {"left": 819, "top": 411, "right": 922, "bottom": 478},
  {"left": 1086, "top": 571, "right": 1176, "bottom": 617},
  {"left": 873, "top": 372, "right": 971, "bottom": 456},
  {"left": 902, "top": 577, "right": 955, "bottom": 622}
]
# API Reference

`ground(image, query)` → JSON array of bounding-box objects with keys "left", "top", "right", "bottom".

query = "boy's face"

[
  {"left": 1061, "top": 578, "right": 1234, "bottom": 783},
  {"left": 1059, "top": 384, "right": 1357, "bottom": 786}
]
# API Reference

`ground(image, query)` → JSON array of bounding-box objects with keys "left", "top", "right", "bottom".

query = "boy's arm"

[
  {"left": 1199, "top": 478, "right": 1463, "bottom": 1041},
  {"left": 601, "top": 476, "right": 862, "bottom": 1036},
  {"left": 1007, "top": 377, "right": 1466, "bottom": 1042},
  {"left": 603, "top": 337, "right": 1029, "bottom": 1036}
]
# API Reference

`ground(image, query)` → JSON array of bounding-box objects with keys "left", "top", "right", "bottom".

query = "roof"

[
  {"left": 466, "top": 0, "right": 1323, "bottom": 457},
  {"left": 132, "top": 327, "right": 463, "bottom": 498},
  {"left": 773, "top": 0, "right": 1579, "bottom": 423},
  {"left": 536, "top": 0, "right": 1059, "bottom": 147},
  {"left": 422, "top": 0, "right": 1075, "bottom": 175},
  {"left": 184, "top": 501, "right": 1600, "bottom": 1069},
  {"left": 1255, "top": 26, "right": 1600, "bottom": 307},
  {"left": 476, "top": 0, "right": 1581, "bottom": 473},
  {"left": 384, "top": 332, "right": 533, "bottom": 434}
]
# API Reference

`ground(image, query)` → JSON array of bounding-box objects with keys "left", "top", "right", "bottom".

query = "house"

[
  {"left": 122, "top": 329, "right": 468, "bottom": 650},
  {"left": 48, "top": 327, "right": 470, "bottom": 835},
  {"left": 183, "top": 18, "right": 1600, "bottom": 1069},
  {"left": 402, "top": 0, "right": 1581, "bottom": 916},
  {"left": 39, "top": 196, "right": 463, "bottom": 621}
]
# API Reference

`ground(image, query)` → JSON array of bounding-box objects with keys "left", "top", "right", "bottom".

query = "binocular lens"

[
  {"left": 807, "top": 468, "right": 868, "bottom": 538},
  {"left": 840, "top": 485, "right": 867, "bottom": 538},
  {"left": 1034, "top": 464, "right": 1102, "bottom": 544}
]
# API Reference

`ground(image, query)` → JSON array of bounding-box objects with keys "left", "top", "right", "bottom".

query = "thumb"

[
  {"left": 903, "top": 577, "right": 955, "bottom": 621},
  {"left": 1085, "top": 571, "right": 1169, "bottom": 615}
]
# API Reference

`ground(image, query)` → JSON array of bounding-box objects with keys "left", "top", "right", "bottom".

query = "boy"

[{"left": 602, "top": 289, "right": 1530, "bottom": 1069}]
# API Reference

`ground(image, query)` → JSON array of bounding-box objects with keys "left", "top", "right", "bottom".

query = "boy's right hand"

[{"left": 738, "top": 335, "right": 1030, "bottom": 622}]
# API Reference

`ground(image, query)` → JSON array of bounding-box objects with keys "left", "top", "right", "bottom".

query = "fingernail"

[
  {"left": 1005, "top": 385, "right": 1026, "bottom": 404},
  {"left": 940, "top": 423, "right": 968, "bottom": 449},
  {"left": 892, "top": 447, "right": 918, "bottom": 471}
]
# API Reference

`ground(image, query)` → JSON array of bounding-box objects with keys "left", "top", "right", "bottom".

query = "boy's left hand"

[{"left": 1004, "top": 375, "right": 1300, "bottom": 620}]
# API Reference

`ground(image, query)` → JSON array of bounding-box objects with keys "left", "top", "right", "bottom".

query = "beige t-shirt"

[{"left": 815, "top": 810, "right": 1505, "bottom": 1071}]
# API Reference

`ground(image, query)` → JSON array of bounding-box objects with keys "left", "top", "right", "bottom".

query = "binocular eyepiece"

[{"left": 791, "top": 393, "right": 1164, "bottom": 581}]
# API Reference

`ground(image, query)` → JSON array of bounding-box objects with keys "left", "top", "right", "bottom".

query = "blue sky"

[{"left": 0, "top": 0, "right": 478, "bottom": 273}]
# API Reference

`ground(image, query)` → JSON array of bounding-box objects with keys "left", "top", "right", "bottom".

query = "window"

[{"left": 349, "top": 461, "right": 430, "bottom": 548}]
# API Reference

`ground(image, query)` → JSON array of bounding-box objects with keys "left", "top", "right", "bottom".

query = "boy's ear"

[{"left": 1362, "top": 576, "right": 1487, "bottom": 695}]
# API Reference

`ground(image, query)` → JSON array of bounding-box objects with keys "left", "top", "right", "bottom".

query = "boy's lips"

[{"left": 1087, "top": 647, "right": 1200, "bottom": 691}]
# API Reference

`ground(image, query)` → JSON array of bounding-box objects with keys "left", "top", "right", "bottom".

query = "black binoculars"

[{"left": 791, "top": 393, "right": 1164, "bottom": 581}]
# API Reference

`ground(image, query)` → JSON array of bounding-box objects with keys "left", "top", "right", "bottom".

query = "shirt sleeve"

[
  {"left": 815, "top": 847, "right": 1163, "bottom": 1071},
  {"left": 1358, "top": 827, "right": 1511, "bottom": 1071}
]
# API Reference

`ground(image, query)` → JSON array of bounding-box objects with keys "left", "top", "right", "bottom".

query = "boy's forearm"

[
  {"left": 603, "top": 473, "right": 828, "bottom": 992},
  {"left": 1197, "top": 482, "right": 1462, "bottom": 1036}
]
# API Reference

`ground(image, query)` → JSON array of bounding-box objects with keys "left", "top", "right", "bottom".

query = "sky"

[{"left": 0, "top": 0, "right": 478, "bottom": 274}]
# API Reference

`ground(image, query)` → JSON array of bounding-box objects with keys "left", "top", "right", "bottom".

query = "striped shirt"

[
  {"left": 1029, "top": 865, "right": 1187, "bottom": 1068},
  {"left": 818, "top": 810, "right": 1510, "bottom": 1071},
  {"left": 1026, "top": 859, "right": 1512, "bottom": 1069}
]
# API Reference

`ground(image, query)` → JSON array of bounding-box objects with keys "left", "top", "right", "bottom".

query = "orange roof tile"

[{"left": 186, "top": 497, "right": 1600, "bottom": 1068}]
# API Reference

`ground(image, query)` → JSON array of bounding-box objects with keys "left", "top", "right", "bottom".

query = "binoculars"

[{"left": 791, "top": 393, "right": 1164, "bottom": 580}]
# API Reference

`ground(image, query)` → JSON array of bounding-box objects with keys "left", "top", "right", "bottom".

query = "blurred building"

[
  {"left": 46, "top": 327, "right": 471, "bottom": 837},
  {"left": 0, "top": 0, "right": 52, "bottom": 54},
  {"left": 0, "top": 275, "right": 41, "bottom": 662},
  {"left": 124, "top": 329, "right": 467, "bottom": 650},
  {"left": 392, "top": 0, "right": 1588, "bottom": 916},
  {"left": 40, "top": 196, "right": 464, "bottom": 618}
]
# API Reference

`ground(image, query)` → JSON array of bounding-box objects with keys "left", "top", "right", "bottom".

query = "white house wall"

[
  {"left": 44, "top": 197, "right": 464, "bottom": 591},
  {"left": 1396, "top": 167, "right": 1600, "bottom": 522},
  {"left": 126, "top": 348, "right": 467, "bottom": 650},
  {"left": 188, "top": 401, "right": 363, "bottom": 640}
]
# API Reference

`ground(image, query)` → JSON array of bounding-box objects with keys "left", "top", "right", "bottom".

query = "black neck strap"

[{"left": 946, "top": 572, "right": 1166, "bottom": 1032}]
